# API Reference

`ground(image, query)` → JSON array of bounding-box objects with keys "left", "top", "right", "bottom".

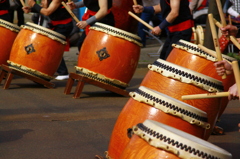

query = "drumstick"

[
  {"left": 208, "top": 14, "right": 227, "bottom": 79},
  {"left": 230, "top": 36, "right": 240, "bottom": 50},
  {"left": 198, "top": 44, "right": 232, "bottom": 64},
  {"left": 216, "top": 0, "right": 226, "bottom": 27},
  {"left": 19, "top": 0, "right": 26, "bottom": 7},
  {"left": 182, "top": 92, "right": 230, "bottom": 100},
  {"left": 213, "top": 18, "right": 223, "bottom": 28},
  {"left": 232, "top": 61, "right": 240, "bottom": 100},
  {"left": 133, "top": 0, "right": 137, "bottom": 5},
  {"left": 128, "top": 11, "right": 154, "bottom": 30},
  {"left": 61, "top": 2, "right": 80, "bottom": 23},
  {"left": 228, "top": 15, "right": 232, "bottom": 25}
]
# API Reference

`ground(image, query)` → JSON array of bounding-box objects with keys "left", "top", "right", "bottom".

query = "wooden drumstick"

[
  {"left": 213, "top": 18, "right": 223, "bottom": 28},
  {"left": 20, "top": 0, "right": 26, "bottom": 7},
  {"left": 216, "top": 0, "right": 226, "bottom": 27},
  {"left": 61, "top": 2, "right": 80, "bottom": 23},
  {"left": 128, "top": 11, "right": 154, "bottom": 30},
  {"left": 228, "top": 15, "right": 232, "bottom": 25},
  {"left": 208, "top": 13, "right": 227, "bottom": 79},
  {"left": 198, "top": 44, "right": 232, "bottom": 64},
  {"left": 133, "top": 0, "right": 137, "bottom": 5},
  {"left": 182, "top": 92, "right": 230, "bottom": 100},
  {"left": 232, "top": 61, "right": 240, "bottom": 100},
  {"left": 230, "top": 36, "right": 240, "bottom": 50}
]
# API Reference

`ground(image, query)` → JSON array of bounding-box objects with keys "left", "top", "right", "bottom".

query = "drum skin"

[
  {"left": 0, "top": 21, "right": 19, "bottom": 65},
  {"left": 119, "top": 135, "right": 180, "bottom": 159},
  {"left": 9, "top": 26, "right": 66, "bottom": 78},
  {"left": 166, "top": 47, "right": 235, "bottom": 119},
  {"left": 107, "top": 94, "right": 207, "bottom": 159},
  {"left": 140, "top": 70, "right": 221, "bottom": 140},
  {"left": 77, "top": 27, "right": 140, "bottom": 86}
]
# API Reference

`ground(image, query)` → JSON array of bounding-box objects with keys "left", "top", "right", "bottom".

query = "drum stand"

[
  {"left": 0, "top": 64, "right": 55, "bottom": 89},
  {"left": 64, "top": 72, "right": 130, "bottom": 99}
]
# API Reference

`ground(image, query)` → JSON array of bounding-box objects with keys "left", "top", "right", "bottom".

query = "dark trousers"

[
  {"left": 160, "top": 28, "right": 192, "bottom": 60},
  {"left": 52, "top": 21, "right": 73, "bottom": 75}
]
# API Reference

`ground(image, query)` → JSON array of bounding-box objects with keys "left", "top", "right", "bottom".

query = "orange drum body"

[
  {"left": 140, "top": 59, "right": 223, "bottom": 140},
  {"left": 166, "top": 40, "right": 236, "bottom": 118},
  {"left": 107, "top": 86, "right": 210, "bottom": 159},
  {"left": 112, "top": 0, "right": 139, "bottom": 32},
  {"left": 76, "top": 23, "right": 141, "bottom": 89},
  {"left": 120, "top": 120, "right": 232, "bottom": 159},
  {"left": 8, "top": 22, "right": 66, "bottom": 81},
  {"left": 0, "top": 19, "right": 20, "bottom": 65}
]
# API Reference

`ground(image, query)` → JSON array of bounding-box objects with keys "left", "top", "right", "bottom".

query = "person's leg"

[
  {"left": 138, "top": 12, "right": 153, "bottom": 47},
  {"left": 16, "top": 6, "right": 25, "bottom": 26}
]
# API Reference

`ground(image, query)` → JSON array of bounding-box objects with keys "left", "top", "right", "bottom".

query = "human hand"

[
  {"left": 220, "top": 25, "right": 238, "bottom": 37},
  {"left": 66, "top": 1, "right": 76, "bottom": 10},
  {"left": 151, "top": 26, "right": 161, "bottom": 36},
  {"left": 228, "top": 83, "right": 239, "bottom": 100},
  {"left": 214, "top": 60, "right": 233, "bottom": 76},
  {"left": 22, "top": 6, "right": 31, "bottom": 13},
  {"left": 76, "top": 21, "right": 88, "bottom": 29},
  {"left": 133, "top": 5, "right": 143, "bottom": 14}
]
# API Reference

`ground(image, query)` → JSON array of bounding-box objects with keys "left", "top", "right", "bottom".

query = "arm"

[
  {"left": 214, "top": 60, "right": 233, "bottom": 76},
  {"left": 228, "top": 83, "right": 239, "bottom": 100},
  {"left": 28, "top": 0, "right": 61, "bottom": 16},
  {"left": 151, "top": 0, "right": 180, "bottom": 35}
]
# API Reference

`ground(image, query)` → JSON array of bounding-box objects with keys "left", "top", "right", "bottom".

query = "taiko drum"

[
  {"left": 119, "top": 120, "right": 232, "bottom": 159},
  {"left": 166, "top": 39, "right": 236, "bottom": 118},
  {"left": 140, "top": 59, "right": 223, "bottom": 140},
  {"left": 8, "top": 22, "right": 66, "bottom": 81},
  {"left": 106, "top": 86, "right": 210, "bottom": 159},
  {"left": 0, "top": 19, "right": 20, "bottom": 65},
  {"left": 76, "top": 23, "right": 141, "bottom": 89}
]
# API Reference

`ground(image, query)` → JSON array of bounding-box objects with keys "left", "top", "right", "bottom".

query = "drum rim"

[
  {"left": 132, "top": 119, "right": 232, "bottom": 159},
  {"left": 175, "top": 40, "right": 237, "bottom": 62},
  {"left": 21, "top": 22, "right": 67, "bottom": 45},
  {"left": 90, "top": 22, "right": 143, "bottom": 47},
  {"left": 75, "top": 66, "right": 128, "bottom": 88},
  {"left": 130, "top": 86, "right": 210, "bottom": 129},
  {"left": 0, "top": 19, "right": 21, "bottom": 32},
  {"left": 149, "top": 58, "right": 224, "bottom": 92}
]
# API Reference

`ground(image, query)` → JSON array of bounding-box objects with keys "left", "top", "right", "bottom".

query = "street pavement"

[{"left": 1, "top": 34, "right": 240, "bottom": 159}]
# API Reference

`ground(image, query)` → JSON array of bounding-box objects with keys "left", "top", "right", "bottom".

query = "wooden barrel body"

[
  {"left": 76, "top": 23, "right": 141, "bottom": 89},
  {"left": 140, "top": 59, "right": 223, "bottom": 139},
  {"left": 8, "top": 22, "right": 66, "bottom": 81},
  {"left": 119, "top": 120, "right": 232, "bottom": 159},
  {"left": 166, "top": 40, "right": 236, "bottom": 118},
  {"left": 0, "top": 19, "right": 20, "bottom": 65},
  {"left": 107, "top": 86, "right": 210, "bottom": 159}
]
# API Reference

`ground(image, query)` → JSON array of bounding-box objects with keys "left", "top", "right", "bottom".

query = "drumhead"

[
  {"left": 130, "top": 86, "right": 210, "bottom": 129},
  {"left": 22, "top": 22, "right": 66, "bottom": 44},
  {"left": 132, "top": 119, "right": 232, "bottom": 159},
  {"left": 0, "top": 19, "right": 21, "bottom": 33},
  {"left": 90, "top": 22, "right": 142, "bottom": 47},
  {"left": 149, "top": 58, "right": 224, "bottom": 92}
]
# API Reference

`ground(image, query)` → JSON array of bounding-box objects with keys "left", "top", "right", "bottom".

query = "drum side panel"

[
  {"left": 78, "top": 30, "right": 140, "bottom": 84},
  {"left": 108, "top": 97, "right": 205, "bottom": 158},
  {"left": 9, "top": 29, "right": 65, "bottom": 76},
  {"left": 119, "top": 135, "right": 180, "bottom": 159},
  {"left": 0, "top": 27, "right": 18, "bottom": 65},
  {"left": 140, "top": 70, "right": 221, "bottom": 140}
]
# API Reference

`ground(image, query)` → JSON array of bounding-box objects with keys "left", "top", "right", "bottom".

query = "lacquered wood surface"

[
  {"left": 119, "top": 135, "right": 180, "bottom": 159},
  {"left": 166, "top": 48, "right": 235, "bottom": 120},
  {"left": 140, "top": 70, "right": 221, "bottom": 140},
  {"left": 77, "top": 29, "right": 140, "bottom": 85},
  {"left": 0, "top": 26, "right": 18, "bottom": 65},
  {"left": 107, "top": 97, "right": 206, "bottom": 159},
  {"left": 9, "top": 28, "right": 65, "bottom": 76}
]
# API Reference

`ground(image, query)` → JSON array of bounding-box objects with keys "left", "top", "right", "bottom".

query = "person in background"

[
  {"left": 133, "top": 0, "right": 194, "bottom": 60},
  {"left": 137, "top": 0, "right": 163, "bottom": 48},
  {"left": 22, "top": 0, "right": 73, "bottom": 80},
  {"left": 67, "top": 0, "right": 115, "bottom": 52},
  {"left": 9, "top": 0, "right": 25, "bottom": 26},
  {"left": 0, "top": 0, "right": 11, "bottom": 22}
]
